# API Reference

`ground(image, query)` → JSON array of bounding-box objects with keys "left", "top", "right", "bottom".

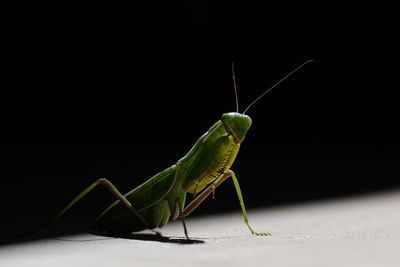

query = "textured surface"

[{"left": 1, "top": 190, "right": 400, "bottom": 267}]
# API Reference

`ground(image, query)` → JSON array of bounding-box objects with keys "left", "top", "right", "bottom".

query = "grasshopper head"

[{"left": 221, "top": 112, "right": 252, "bottom": 144}]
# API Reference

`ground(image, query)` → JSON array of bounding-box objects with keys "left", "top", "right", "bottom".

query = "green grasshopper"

[{"left": 45, "top": 60, "right": 312, "bottom": 239}]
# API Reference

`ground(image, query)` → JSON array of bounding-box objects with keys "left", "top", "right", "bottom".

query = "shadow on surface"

[
  {"left": 102, "top": 232, "right": 205, "bottom": 244},
  {"left": 1, "top": 231, "right": 204, "bottom": 246}
]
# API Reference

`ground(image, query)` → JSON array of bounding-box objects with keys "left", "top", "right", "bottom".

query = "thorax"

[{"left": 181, "top": 129, "right": 240, "bottom": 194}]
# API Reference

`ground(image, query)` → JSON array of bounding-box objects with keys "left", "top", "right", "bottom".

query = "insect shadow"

[{"left": 97, "top": 232, "right": 205, "bottom": 245}]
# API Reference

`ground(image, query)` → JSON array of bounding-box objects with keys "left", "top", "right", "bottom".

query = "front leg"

[
  {"left": 183, "top": 172, "right": 232, "bottom": 217},
  {"left": 184, "top": 170, "right": 271, "bottom": 236}
]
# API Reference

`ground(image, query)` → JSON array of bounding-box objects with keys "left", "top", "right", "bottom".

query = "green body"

[{"left": 92, "top": 112, "right": 252, "bottom": 234}]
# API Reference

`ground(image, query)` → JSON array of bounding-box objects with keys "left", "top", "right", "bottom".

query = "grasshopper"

[{"left": 45, "top": 60, "right": 312, "bottom": 239}]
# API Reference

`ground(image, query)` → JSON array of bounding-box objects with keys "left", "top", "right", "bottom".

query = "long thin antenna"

[
  {"left": 243, "top": 59, "right": 314, "bottom": 114},
  {"left": 232, "top": 61, "right": 239, "bottom": 113}
]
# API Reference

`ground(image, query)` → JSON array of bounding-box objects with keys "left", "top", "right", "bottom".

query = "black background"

[{"left": 2, "top": 2, "right": 399, "bottom": 241}]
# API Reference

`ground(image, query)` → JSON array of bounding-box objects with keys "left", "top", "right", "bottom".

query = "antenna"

[
  {"left": 232, "top": 61, "right": 239, "bottom": 113},
  {"left": 243, "top": 59, "right": 314, "bottom": 114}
]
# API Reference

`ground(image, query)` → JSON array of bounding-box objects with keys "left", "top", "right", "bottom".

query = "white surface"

[{"left": 1, "top": 190, "right": 400, "bottom": 267}]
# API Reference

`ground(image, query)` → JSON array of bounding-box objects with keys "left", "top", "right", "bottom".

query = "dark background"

[{"left": 1, "top": 2, "right": 399, "bottom": 242}]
